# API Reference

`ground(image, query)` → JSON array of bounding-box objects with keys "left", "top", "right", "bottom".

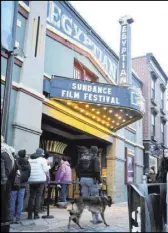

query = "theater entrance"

[{"left": 40, "top": 113, "right": 110, "bottom": 201}]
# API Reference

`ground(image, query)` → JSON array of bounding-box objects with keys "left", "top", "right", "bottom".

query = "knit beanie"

[{"left": 18, "top": 149, "right": 26, "bottom": 158}]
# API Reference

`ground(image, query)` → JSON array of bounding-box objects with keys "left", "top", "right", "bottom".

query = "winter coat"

[
  {"left": 1, "top": 146, "right": 15, "bottom": 224},
  {"left": 156, "top": 157, "right": 168, "bottom": 183},
  {"left": 55, "top": 161, "right": 72, "bottom": 184},
  {"left": 17, "top": 157, "right": 31, "bottom": 188},
  {"left": 76, "top": 152, "right": 101, "bottom": 183},
  {"left": 28, "top": 153, "right": 50, "bottom": 184}
]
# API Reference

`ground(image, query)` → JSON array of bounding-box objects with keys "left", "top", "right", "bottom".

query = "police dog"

[{"left": 67, "top": 196, "right": 113, "bottom": 229}]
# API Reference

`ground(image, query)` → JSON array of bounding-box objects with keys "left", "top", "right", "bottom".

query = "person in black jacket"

[
  {"left": 76, "top": 146, "right": 102, "bottom": 224},
  {"left": 10, "top": 150, "right": 31, "bottom": 223},
  {"left": 156, "top": 149, "right": 168, "bottom": 183},
  {"left": 1, "top": 136, "right": 15, "bottom": 232}
]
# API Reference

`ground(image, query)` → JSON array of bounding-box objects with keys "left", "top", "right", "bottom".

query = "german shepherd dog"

[{"left": 67, "top": 196, "right": 113, "bottom": 229}]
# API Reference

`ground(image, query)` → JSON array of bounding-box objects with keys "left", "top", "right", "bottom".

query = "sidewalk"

[{"left": 10, "top": 203, "right": 129, "bottom": 232}]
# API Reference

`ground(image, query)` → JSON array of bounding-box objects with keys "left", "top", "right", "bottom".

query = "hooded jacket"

[
  {"left": 17, "top": 150, "right": 31, "bottom": 188},
  {"left": 28, "top": 153, "right": 50, "bottom": 184},
  {"left": 55, "top": 160, "right": 72, "bottom": 184},
  {"left": 76, "top": 150, "right": 101, "bottom": 183}
]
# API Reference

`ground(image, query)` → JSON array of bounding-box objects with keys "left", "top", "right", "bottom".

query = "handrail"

[{"left": 130, "top": 184, "right": 146, "bottom": 199}]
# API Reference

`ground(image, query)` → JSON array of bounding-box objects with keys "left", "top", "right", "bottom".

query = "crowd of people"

[
  {"left": 1, "top": 135, "right": 103, "bottom": 232},
  {"left": 2, "top": 133, "right": 166, "bottom": 232}
]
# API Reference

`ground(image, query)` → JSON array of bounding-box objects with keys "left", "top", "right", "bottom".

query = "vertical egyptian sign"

[{"left": 118, "top": 16, "right": 134, "bottom": 86}]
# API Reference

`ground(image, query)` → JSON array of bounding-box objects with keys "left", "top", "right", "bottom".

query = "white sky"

[{"left": 70, "top": 1, "right": 168, "bottom": 76}]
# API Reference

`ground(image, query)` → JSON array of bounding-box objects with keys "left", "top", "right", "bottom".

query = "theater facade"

[{"left": 1, "top": 1, "right": 145, "bottom": 202}]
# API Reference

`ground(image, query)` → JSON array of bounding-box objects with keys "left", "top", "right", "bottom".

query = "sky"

[{"left": 70, "top": 1, "right": 168, "bottom": 76}]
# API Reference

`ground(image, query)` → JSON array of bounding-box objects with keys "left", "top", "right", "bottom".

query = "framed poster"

[{"left": 125, "top": 148, "right": 135, "bottom": 184}]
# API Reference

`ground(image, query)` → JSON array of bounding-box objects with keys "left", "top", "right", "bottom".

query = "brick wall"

[
  {"left": 133, "top": 56, "right": 168, "bottom": 145},
  {"left": 132, "top": 56, "right": 151, "bottom": 140}
]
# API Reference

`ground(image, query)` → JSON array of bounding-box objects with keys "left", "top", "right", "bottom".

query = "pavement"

[{"left": 10, "top": 203, "right": 129, "bottom": 232}]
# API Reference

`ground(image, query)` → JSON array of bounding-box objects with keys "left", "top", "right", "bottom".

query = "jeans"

[
  {"left": 80, "top": 177, "right": 101, "bottom": 222},
  {"left": 10, "top": 188, "right": 25, "bottom": 219},
  {"left": 59, "top": 184, "right": 69, "bottom": 202},
  {"left": 28, "top": 183, "right": 44, "bottom": 216},
  {"left": 80, "top": 177, "right": 99, "bottom": 196}
]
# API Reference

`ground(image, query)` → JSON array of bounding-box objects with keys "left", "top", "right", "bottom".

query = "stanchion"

[{"left": 42, "top": 182, "right": 54, "bottom": 219}]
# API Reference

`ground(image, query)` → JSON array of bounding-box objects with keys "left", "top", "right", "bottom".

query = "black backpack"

[
  {"left": 1, "top": 158, "right": 8, "bottom": 185},
  {"left": 79, "top": 154, "right": 93, "bottom": 172},
  {"left": 13, "top": 160, "right": 21, "bottom": 190}
]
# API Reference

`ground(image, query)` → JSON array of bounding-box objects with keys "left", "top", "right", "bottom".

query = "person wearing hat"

[
  {"left": 10, "top": 150, "right": 31, "bottom": 223},
  {"left": 28, "top": 148, "right": 50, "bottom": 219}
]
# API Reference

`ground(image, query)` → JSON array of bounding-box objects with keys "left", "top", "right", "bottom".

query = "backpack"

[
  {"left": 13, "top": 161, "right": 21, "bottom": 190},
  {"left": 79, "top": 154, "right": 94, "bottom": 172},
  {"left": 1, "top": 158, "right": 8, "bottom": 185}
]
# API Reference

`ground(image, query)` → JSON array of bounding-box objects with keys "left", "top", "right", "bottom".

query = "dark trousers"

[
  {"left": 59, "top": 184, "right": 69, "bottom": 202},
  {"left": 28, "top": 183, "right": 44, "bottom": 216},
  {"left": 1, "top": 183, "right": 11, "bottom": 232}
]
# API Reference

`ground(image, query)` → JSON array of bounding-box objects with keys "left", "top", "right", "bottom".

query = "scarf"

[{"left": 1, "top": 141, "right": 15, "bottom": 168}]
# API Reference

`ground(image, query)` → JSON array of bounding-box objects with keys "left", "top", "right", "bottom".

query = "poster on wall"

[{"left": 125, "top": 148, "right": 135, "bottom": 184}]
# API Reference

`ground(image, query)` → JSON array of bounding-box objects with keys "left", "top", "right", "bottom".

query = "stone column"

[
  {"left": 12, "top": 1, "right": 48, "bottom": 154},
  {"left": 106, "top": 140, "right": 116, "bottom": 200}
]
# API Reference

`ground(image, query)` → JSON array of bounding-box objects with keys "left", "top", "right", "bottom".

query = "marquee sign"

[
  {"left": 118, "top": 16, "right": 134, "bottom": 86},
  {"left": 44, "top": 77, "right": 145, "bottom": 115},
  {"left": 47, "top": 1, "right": 118, "bottom": 84}
]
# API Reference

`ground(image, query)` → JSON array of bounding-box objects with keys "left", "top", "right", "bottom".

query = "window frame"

[
  {"left": 151, "top": 113, "right": 156, "bottom": 137},
  {"left": 160, "top": 89, "right": 164, "bottom": 110},
  {"left": 161, "top": 121, "right": 165, "bottom": 144},
  {"left": 151, "top": 78, "right": 155, "bottom": 99},
  {"left": 73, "top": 59, "right": 98, "bottom": 82}
]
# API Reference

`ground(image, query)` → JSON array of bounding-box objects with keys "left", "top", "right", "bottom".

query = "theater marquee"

[{"left": 44, "top": 77, "right": 145, "bottom": 131}]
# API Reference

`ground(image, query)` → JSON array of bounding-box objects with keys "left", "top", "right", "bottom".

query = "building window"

[
  {"left": 73, "top": 60, "right": 98, "bottom": 82},
  {"left": 151, "top": 113, "right": 156, "bottom": 137},
  {"left": 161, "top": 122, "right": 164, "bottom": 143},
  {"left": 73, "top": 67, "right": 82, "bottom": 80},
  {"left": 151, "top": 78, "right": 155, "bottom": 99},
  {"left": 161, "top": 90, "right": 164, "bottom": 110}
]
